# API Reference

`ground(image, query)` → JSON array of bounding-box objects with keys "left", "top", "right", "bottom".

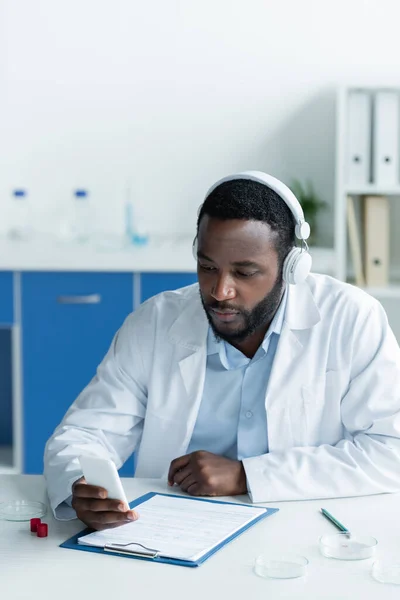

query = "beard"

[{"left": 200, "top": 275, "right": 285, "bottom": 344}]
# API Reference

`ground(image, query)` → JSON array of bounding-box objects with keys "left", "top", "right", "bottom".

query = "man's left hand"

[{"left": 168, "top": 450, "right": 247, "bottom": 497}]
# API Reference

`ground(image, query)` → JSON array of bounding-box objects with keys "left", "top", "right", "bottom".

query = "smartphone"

[{"left": 78, "top": 455, "right": 129, "bottom": 508}]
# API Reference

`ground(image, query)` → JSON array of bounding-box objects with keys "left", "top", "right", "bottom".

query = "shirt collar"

[
  {"left": 207, "top": 326, "right": 220, "bottom": 355},
  {"left": 266, "top": 286, "right": 287, "bottom": 340}
]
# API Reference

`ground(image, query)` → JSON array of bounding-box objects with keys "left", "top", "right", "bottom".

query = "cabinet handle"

[{"left": 57, "top": 294, "right": 102, "bottom": 305}]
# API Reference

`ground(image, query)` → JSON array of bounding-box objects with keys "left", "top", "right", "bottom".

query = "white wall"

[{"left": 1, "top": 0, "right": 400, "bottom": 245}]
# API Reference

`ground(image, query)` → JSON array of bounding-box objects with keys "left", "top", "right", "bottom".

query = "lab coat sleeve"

[
  {"left": 44, "top": 309, "right": 149, "bottom": 520},
  {"left": 243, "top": 302, "right": 400, "bottom": 502}
]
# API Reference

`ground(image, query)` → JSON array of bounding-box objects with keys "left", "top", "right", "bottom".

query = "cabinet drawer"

[{"left": 21, "top": 272, "right": 134, "bottom": 474}]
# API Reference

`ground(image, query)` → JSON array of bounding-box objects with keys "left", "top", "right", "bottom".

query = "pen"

[{"left": 320, "top": 508, "right": 349, "bottom": 533}]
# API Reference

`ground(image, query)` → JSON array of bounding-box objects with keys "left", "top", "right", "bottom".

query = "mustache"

[{"left": 205, "top": 301, "right": 242, "bottom": 312}]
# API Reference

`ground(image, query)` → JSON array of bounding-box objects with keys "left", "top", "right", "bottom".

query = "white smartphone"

[{"left": 78, "top": 455, "right": 129, "bottom": 508}]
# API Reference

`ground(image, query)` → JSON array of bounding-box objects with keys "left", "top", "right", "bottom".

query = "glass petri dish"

[
  {"left": 0, "top": 500, "right": 47, "bottom": 521},
  {"left": 372, "top": 560, "right": 400, "bottom": 585},
  {"left": 319, "top": 532, "right": 377, "bottom": 560},
  {"left": 254, "top": 553, "right": 309, "bottom": 579}
]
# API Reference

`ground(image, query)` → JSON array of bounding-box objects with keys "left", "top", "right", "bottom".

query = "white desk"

[{"left": 1, "top": 475, "right": 399, "bottom": 600}]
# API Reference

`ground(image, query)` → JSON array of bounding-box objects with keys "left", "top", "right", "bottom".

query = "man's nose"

[{"left": 211, "top": 274, "right": 236, "bottom": 301}]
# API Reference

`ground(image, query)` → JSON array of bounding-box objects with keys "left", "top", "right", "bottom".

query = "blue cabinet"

[
  {"left": 0, "top": 272, "right": 14, "bottom": 324},
  {"left": 0, "top": 272, "right": 14, "bottom": 451},
  {"left": 0, "top": 329, "right": 13, "bottom": 446},
  {"left": 140, "top": 272, "right": 197, "bottom": 303},
  {"left": 11, "top": 269, "right": 198, "bottom": 475},
  {"left": 21, "top": 272, "right": 134, "bottom": 475}
]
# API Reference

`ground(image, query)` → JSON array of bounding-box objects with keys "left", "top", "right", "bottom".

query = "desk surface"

[{"left": 1, "top": 475, "right": 399, "bottom": 600}]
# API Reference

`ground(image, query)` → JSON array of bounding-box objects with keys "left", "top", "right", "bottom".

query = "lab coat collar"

[
  {"left": 284, "top": 281, "right": 321, "bottom": 330},
  {"left": 168, "top": 286, "right": 209, "bottom": 351},
  {"left": 167, "top": 280, "right": 320, "bottom": 350}
]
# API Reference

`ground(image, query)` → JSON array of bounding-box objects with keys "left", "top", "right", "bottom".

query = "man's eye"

[
  {"left": 236, "top": 271, "right": 257, "bottom": 278},
  {"left": 199, "top": 264, "right": 216, "bottom": 272}
]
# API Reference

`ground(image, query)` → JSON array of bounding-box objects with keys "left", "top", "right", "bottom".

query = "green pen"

[{"left": 320, "top": 508, "right": 349, "bottom": 533}]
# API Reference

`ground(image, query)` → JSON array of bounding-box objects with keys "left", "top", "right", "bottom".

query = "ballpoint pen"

[{"left": 320, "top": 508, "right": 349, "bottom": 533}]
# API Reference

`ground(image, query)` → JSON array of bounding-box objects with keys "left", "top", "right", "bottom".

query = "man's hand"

[
  {"left": 168, "top": 451, "right": 247, "bottom": 497},
  {"left": 71, "top": 477, "right": 138, "bottom": 531}
]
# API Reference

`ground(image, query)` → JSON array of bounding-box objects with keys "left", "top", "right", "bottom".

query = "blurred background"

[{"left": 1, "top": 0, "right": 399, "bottom": 475}]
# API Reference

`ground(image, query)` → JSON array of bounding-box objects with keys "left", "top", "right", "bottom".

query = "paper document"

[{"left": 78, "top": 494, "right": 267, "bottom": 562}]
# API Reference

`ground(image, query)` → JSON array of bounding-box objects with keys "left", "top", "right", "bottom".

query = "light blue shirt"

[{"left": 187, "top": 289, "right": 287, "bottom": 461}]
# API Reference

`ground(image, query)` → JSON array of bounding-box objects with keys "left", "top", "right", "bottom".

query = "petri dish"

[
  {"left": 319, "top": 532, "right": 377, "bottom": 560},
  {"left": 0, "top": 500, "right": 47, "bottom": 521},
  {"left": 372, "top": 559, "right": 400, "bottom": 585},
  {"left": 254, "top": 553, "right": 309, "bottom": 579}
]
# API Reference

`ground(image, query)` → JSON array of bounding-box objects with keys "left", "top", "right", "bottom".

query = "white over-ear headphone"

[{"left": 193, "top": 170, "right": 312, "bottom": 285}]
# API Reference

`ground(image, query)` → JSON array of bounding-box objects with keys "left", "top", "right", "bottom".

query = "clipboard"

[{"left": 60, "top": 492, "right": 279, "bottom": 568}]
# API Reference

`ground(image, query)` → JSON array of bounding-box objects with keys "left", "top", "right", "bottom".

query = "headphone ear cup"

[
  {"left": 295, "top": 221, "right": 311, "bottom": 241},
  {"left": 283, "top": 247, "right": 312, "bottom": 285},
  {"left": 192, "top": 237, "right": 198, "bottom": 261}
]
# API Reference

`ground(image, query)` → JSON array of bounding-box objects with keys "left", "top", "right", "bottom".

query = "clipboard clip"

[{"left": 104, "top": 542, "right": 160, "bottom": 559}]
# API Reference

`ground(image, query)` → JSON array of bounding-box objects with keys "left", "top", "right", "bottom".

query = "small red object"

[
  {"left": 36, "top": 523, "right": 48, "bottom": 537},
  {"left": 30, "top": 518, "right": 41, "bottom": 532}
]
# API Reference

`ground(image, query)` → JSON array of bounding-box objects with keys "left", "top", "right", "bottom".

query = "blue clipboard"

[{"left": 60, "top": 492, "right": 279, "bottom": 568}]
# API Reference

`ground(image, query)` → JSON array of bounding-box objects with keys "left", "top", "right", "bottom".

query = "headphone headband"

[{"left": 204, "top": 170, "right": 310, "bottom": 241}]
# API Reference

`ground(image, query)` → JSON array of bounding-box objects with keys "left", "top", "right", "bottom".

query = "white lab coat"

[{"left": 44, "top": 274, "right": 400, "bottom": 517}]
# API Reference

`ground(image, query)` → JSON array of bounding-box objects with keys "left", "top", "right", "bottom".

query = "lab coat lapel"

[
  {"left": 137, "top": 293, "right": 209, "bottom": 478},
  {"left": 168, "top": 293, "right": 209, "bottom": 455},
  {"left": 266, "top": 282, "right": 321, "bottom": 450}
]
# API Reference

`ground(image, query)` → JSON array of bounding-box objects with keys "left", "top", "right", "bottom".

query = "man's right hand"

[{"left": 71, "top": 477, "right": 138, "bottom": 531}]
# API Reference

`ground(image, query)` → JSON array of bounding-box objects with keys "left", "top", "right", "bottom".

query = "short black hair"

[{"left": 197, "top": 179, "right": 296, "bottom": 267}]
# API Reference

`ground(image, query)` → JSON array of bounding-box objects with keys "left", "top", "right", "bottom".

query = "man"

[{"left": 45, "top": 171, "right": 400, "bottom": 530}]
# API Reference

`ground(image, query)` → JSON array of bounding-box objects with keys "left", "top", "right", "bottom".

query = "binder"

[
  {"left": 346, "top": 90, "right": 372, "bottom": 185},
  {"left": 347, "top": 195, "right": 365, "bottom": 287},
  {"left": 60, "top": 492, "right": 279, "bottom": 568},
  {"left": 363, "top": 195, "right": 389, "bottom": 287},
  {"left": 373, "top": 91, "right": 400, "bottom": 186}
]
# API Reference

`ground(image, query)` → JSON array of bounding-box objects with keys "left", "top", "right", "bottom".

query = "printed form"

[{"left": 78, "top": 494, "right": 267, "bottom": 562}]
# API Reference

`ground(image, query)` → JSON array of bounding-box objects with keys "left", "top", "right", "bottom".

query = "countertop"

[{"left": 0, "top": 235, "right": 336, "bottom": 273}]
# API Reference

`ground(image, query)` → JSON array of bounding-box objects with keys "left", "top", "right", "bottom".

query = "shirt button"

[{"left": 245, "top": 411, "right": 253, "bottom": 419}]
